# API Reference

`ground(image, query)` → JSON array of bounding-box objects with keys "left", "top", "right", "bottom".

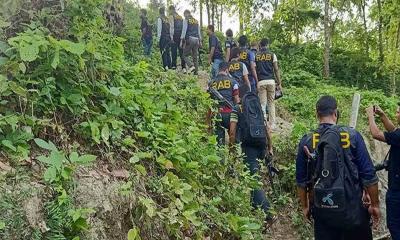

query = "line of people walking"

[{"left": 140, "top": 6, "right": 202, "bottom": 74}]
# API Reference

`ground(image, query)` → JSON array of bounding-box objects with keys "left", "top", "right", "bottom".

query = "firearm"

[
  {"left": 264, "top": 154, "right": 280, "bottom": 190},
  {"left": 374, "top": 150, "right": 390, "bottom": 172},
  {"left": 208, "top": 87, "right": 235, "bottom": 110}
]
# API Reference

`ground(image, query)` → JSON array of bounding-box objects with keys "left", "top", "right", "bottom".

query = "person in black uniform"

[
  {"left": 168, "top": 6, "right": 185, "bottom": 71},
  {"left": 228, "top": 47, "right": 251, "bottom": 98},
  {"left": 157, "top": 7, "right": 172, "bottom": 70},
  {"left": 238, "top": 35, "right": 258, "bottom": 94},
  {"left": 207, "top": 62, "right": 240, "bottom": 146},
  {"left": 255, "top": 38, "right": 282, "bottom": 129},
  {"left": 140, "top": 9, "right": 153, "bottom": 57},
  {"left": 366, "top": 104, "right": 400, "bottom": 240},
  {"left": 224, "top": 29, "right": 237, "bottom": 62}
]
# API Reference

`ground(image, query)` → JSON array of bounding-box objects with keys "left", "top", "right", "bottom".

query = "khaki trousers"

[{"left": 258, "top": 79, "right": 276, "bottom": 125}]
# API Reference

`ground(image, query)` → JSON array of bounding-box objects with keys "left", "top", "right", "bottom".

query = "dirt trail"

[{"left": 198, "top": 71, "right": 300, "bottom": 239}]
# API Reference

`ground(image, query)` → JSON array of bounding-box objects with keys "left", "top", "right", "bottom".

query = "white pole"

[{"left": 349, "top": 93, "right": 361, "bottom": 129}]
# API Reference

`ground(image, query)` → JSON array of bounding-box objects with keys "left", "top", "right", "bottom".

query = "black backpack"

[
  {"left": 311, "top": 126, "right": 364, "bottom": 229},
  {"left": 239, "top": 92, "right": 267, "bottom": 147}
]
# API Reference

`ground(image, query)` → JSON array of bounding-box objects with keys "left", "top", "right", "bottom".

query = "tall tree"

[
  {"left": 377, "top": 0, "right": 384, "bottom": 63},
  {"left": 323, "top": 0, "right": 330, "bottom": 78}
]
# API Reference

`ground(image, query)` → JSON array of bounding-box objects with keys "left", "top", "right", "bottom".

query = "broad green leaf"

[
  {"left": 0, "top": 221, "right": 5, "bottom": 230},
  {"left": 59, "top": 40, "right": 85, "bottom": 55},
  {"left": 76, "top": 154, "right": 96, "bottom": 164},
  {"left": 0, "top": 57, "right": 8, "bottom": 66},
  {"left": 109, "top": 87, "right": 120, "bottom": 96},
  {"left": 1, "top": 140, "right": 16, "bottom": 151},
  {"left": 34, "top": 138, "right": 58, "bottom": 151},
  {"left": 127, "top": 228, "right": 141, "bottom": 240},
  {"left": 20, "top": 44, "right": 39, "bottom": 62},
  {"left": 51, "top": 47, "right": 60, "bottom": 69},
  {"left": 0, "top": 75, "right": 8, "bottom": 93},
  {"left": 37, "top": 156, "right": 52, "bottom": 165},
  {"left": 135, "top": 164, "right": 147, "bottom": 175},
  {"left": 139, "top": 197, "right": 156, "bottom": 218},
  {"left": 101, "top": 124, "right": 110, "bottom": 142},
  {"left": 44, "top": 166, "right": 57, "bottom": 182},
  {"left": 49, "top": 151, "right": 65, "bottom": 169},
  {"left": 90, "top": 122, "right": 100, "bottom": 144},
  {"left": 0, "top": 41, "right": 9, "bottom": 54},
  {"left": 135, "top": 131, "right": 150, "bottom": 138},
  {"left": 8, "top": 82, "right": 27, "bottom": 97},
  {"left": 69, "top": 152, "right": 79, "bottom": 163},
  {"left": 19, "top": 62, "right": 26, "bottom": 73},
  {"left": 183, "top": 210, "right": 201, "bottom": 226}
]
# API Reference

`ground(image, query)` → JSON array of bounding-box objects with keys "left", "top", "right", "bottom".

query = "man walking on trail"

[
  {"left": 228, "top": 47, "right": 251, "bottom": 98},
  {"left": 225, "top": 29, "right": 237, "bottom": 62},
  {"left": 296, "top": 96, "right": 380, "bottom": 240},
  {"left": 238, "top": 35, "right": 258, "bottom": 94},
  {"left": 366, "top": 104, "right": 400, "bottom": 240},
  {"left": 207, "top": 62, "right": 240, "bottom": 146},
  {"left": 180, "top": 10, "right": 202, "bottom": 75},
  {"left": 140, "top": 9, "right": 152, "bottom": 57},
  {"left": 233, "top": 88, "right": 274, "bottom": 225},
  {"left": 255, "top": 38, "right": 282, "bottom": 130},
  {"left": 157, "top": 7, "right": 172, "bottom": 70},
  {"left": 168, "top": 6, "right": 185, "bottom": 71},
  {"left": 207, "top": 25, "right": 224, "bottom": 78}
]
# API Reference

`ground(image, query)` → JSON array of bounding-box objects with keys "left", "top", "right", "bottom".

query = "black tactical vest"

[
  {"left": 173, "top": 14, "right": 183, "bottom": 36},
  {"left": 209, "top": 74, "right": 236, "bottom": 108},
  {"left": 160, "top": 16, "right": 170, "bottom": 38},
  {"left": 239, "top": 47, "right": 252, "bottom": 76},
  {"left": 186, "top": 17, "right": 199, "bottom": 38},
  {"left": 256, "top": 48, "right": 275, "bottom": 80}
]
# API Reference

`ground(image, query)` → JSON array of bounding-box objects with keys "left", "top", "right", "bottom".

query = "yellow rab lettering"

[
  {"left": 312, "top": 132, "right": 351, "bottom": 149},
  {"left": 256, "top": 53, "right": 272, "bottom": 62},
  {"left": 188, "top": 18, "right": 198, "bottom": 25},
  {"left": 240, "top": 51, "right": 247, "bottom": 60},
  {"left": 212, "top": 80, "right": 231, "bottom": 90},
  {"left": 229, "top": 63, "right": 240, "bottom": 71},
  {"left": 340, "top": 132, "right": 350, "bottom": 149}
]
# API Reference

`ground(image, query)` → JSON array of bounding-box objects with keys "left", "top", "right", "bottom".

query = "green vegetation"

[{"left": 0, "top": 0, "right": 398, "bottom": 239}]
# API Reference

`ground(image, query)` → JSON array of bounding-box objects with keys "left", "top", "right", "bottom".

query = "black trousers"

[
  {"left": 314, "top": 210, "right": 372, "bottom": 240},
  {"left": 171, "top": 35, "right": 185, "bottom": 69},
  {"left": 159, "top": 37, "right": 171, "bottom": 70}
]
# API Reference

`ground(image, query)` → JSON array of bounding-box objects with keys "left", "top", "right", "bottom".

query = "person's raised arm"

[
  {"left": 366, "top": 107, "right": 386, "bottom": 142},
  {"left": 225, "top": 43, "right": 231, "bottom": 62},
  {"left": 375, "top": 105, "right": 396, "bottom": 132},
  {"left": 250, "top": 54, "right": 258, "bottom": 84}
]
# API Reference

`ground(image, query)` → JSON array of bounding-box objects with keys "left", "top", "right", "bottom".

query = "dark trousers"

[
  {"left": 242, "top": 145, "right": 270, "bottom": 215},
  {"left": 142, "top": 37, "right": 152, "bottom": 57},
  {"left": 314, "top": 210, "right": 372, "bottom": 240},
  {"left": 387, "top": 189, "right": 400, "bottom": 240},
  {"left": 159, "top": 37, "right": 171, "bottom": 70},
  {"left": 215, "top": 112, "right": 231, "bottom": 146},
  {"left": 171, "top": 36, "right": 185, "bottom": 69}
]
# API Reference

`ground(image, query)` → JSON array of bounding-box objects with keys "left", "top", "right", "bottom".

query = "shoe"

[
  {"left": 182, "top": 68, "right": 187, "bottom": 74},
  {"left": 188, "top": 66, "right": 195, "bottom": 73},
  {"left": 264, "top": 215, "right": 278, "bottom": 230}
]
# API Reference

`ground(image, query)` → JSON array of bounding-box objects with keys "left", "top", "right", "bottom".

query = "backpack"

[
  {"left": 239, "top": 92, "right": 267, "bottom": 147},
  {"left": 311, "top": 125, "right": 364, "bottom": 229}
]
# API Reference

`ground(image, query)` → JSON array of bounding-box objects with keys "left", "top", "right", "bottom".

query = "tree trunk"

[
  {"left": 219, "top": 5, "right": 223, "bottom": 31},
  {"left": 361, "top": 0, "right": 369, "bottom": 57},
  {"left": 239, "top": 7, "right": 244, "bottom": 33},
  {"left": 323, "top": 0, "right": 330, "bottom": 79},
  {"left": 200, "top": 0, "right": 203, "bottom": 29},
  {"left": 294, "top": 0, "right": 299, "bottom": 44},
  {"left": 377, "top": 0, "right": 384, "bottom": 63},
  {"left": 205, "top": 0, "right": 210, "bottom": 25},
  {"left": 273, "top": 0, "right": 279, "bottom": 11},
  {"left": 211, "top": 1, "right": 215, "bottom": 26}
]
